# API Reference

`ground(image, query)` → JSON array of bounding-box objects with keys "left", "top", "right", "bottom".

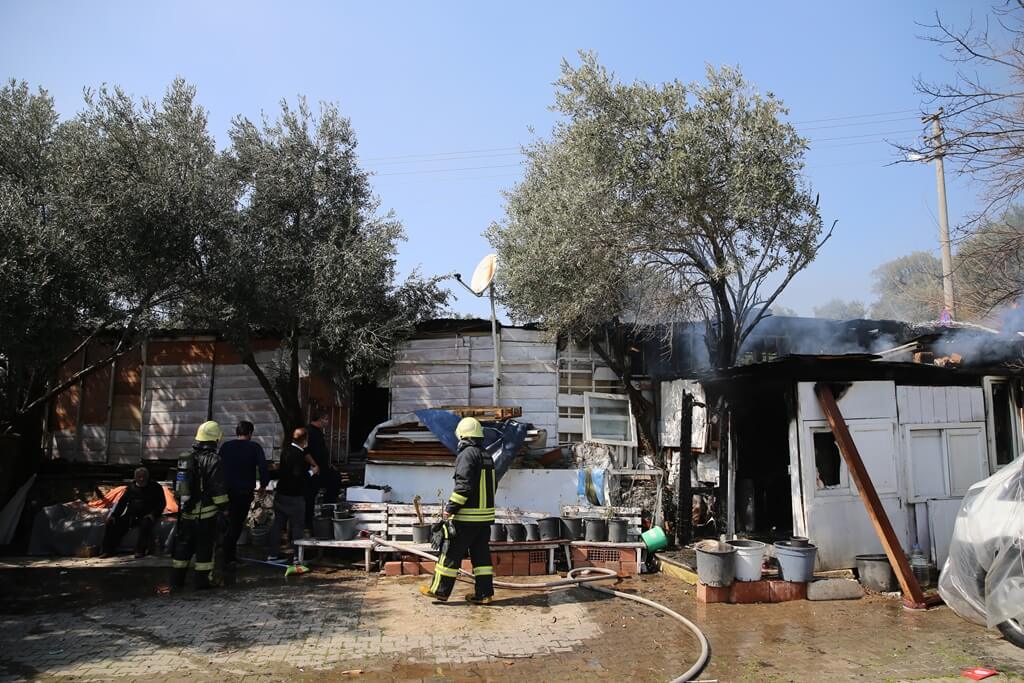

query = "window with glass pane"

[{"left": 584, "top": 393, "right": 635, "bottom": 445}]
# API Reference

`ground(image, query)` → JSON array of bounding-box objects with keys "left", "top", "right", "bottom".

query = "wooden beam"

[{"left": 814, "top": 383, "right": 929, "bottom": 609}]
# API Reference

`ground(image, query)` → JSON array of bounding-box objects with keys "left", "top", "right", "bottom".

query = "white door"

[{"left": 801, "top": 418, "right": 908, "bottom": 569}]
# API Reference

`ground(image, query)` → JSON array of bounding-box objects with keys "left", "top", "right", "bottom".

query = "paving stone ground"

[{"left": 1, "top": 558, "right": 1022, "bottom": 682}]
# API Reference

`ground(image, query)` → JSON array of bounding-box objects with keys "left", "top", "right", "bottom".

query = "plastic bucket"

[
  {"left": 561, "top": 516, "right": 583, "bottom": 541},
  {"left": 332, "top": 517, "right": 357, "bottom": 541},
  {"left": 774, "top": 541, "right": 817, "bottom": 582},
  {"left": 412, "top": 523, "right": 433, "bottom": 544},
  {"left": 641, "top": 526, "right": 668, "bottom": 552},
  {"left": 855, "top": 554, "right": 898, "bottom": 592},
  {"left": 313, "top": 517, "right": 334, "bottom": 540},
  {"left": 249, "top": 526, "right": 270, "bottom": 547},
  {"left": 538, "top": 517, "right": 562, "bottom": 540},
  {"left": 506, "top": 523, "right": 527, "bottom": 542},
  {"left": 584, "top": 518, "right": 607, "bottom": 542},
  {"left": 525, "top": 523, "right": 541, "bottom": 541},
  {"left": 727, "top": 539, "right": 767, "bottom": 581},
  {"left": 695, "top": 540, "right": 737, "bottom": 587},
  {"left": 607, "top": 518, "right": 628, "bottom": 543},
  {"left": 490, "top": 523, "right": 505, "bottom": 543}
]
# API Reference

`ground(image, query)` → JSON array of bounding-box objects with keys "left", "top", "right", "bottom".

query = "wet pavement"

[{"left": 1, "top": 556, "right": 1022, "bottom": 682}]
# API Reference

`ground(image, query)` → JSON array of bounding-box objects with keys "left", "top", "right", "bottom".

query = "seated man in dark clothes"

[
  {"left": 100, "top": 467, "right": 166, "bottom": 558},
  {"left": 218, "top": 420, "right": 269, "bottom": 565},
  {"left": 304, "top": 408, "right": 341, "bottom": 530}
]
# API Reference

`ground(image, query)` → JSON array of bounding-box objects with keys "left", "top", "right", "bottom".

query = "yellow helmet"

[
  {"left": 195, "top": 420, "right": 223, "bottom": 442},
  {"left": 455, "top": 417, "right": 484, "bottom": 440}
]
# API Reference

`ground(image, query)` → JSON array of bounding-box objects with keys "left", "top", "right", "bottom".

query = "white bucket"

[{"left": 728, "top": 539, "right": 767, "bottom": 582}]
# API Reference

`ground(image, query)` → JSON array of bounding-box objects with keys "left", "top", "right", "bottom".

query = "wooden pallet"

[
  {"left": 561, "top": 505, "right": 643, "bottom": 541},
  {"left": 439, "top": 406, "right": 522, "bottom": 420},
  {"left": 350, "top": 502, "right": 388, "bottom": 536},
  {"left": 386, "top": 503, "right": 443, "bottom": 540}
]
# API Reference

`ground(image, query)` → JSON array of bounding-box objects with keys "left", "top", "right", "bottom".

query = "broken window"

[
  {"left": 584, "top": 392, "right": 637, "bottom": 446},
  {"left": 813, "top": 431, "right": 843, "bottom": 489}
]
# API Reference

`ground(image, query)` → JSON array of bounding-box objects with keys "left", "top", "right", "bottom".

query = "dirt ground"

[{"left": 1, "top": 556, "right": 1022, "bottom": 682}]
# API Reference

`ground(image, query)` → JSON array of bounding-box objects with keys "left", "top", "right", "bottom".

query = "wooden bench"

[
  {"left": 294, "top": 502, "right": 388, "bottom": 570},
  {"left": 561, "top": 505, "right": 647, "bottom": 573}
]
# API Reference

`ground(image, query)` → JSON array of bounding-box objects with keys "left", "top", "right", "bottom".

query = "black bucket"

[
  {"left": 561, "top": 516, "right": 582, "bottom": 540},
  {"left": 490, "top": 523, "right": 505, "bottom": 543},
  {"left": 539, "top": 516, "right": 562, "bottom": 540},
  {"left": 607, "top": 518, "right": 628, "bottom": 543},
  {"left": 312, "top": 517, "right": 334, "bottom": 540},
  {"left": 506, "top": 523, "right": 527, "bottom": 542},
  {"left": 525, "top": 523, "right": 541, "bottom": 541},
  {"left": 584, "top": 518, "right": 607, "bottom": 542},
  {"left": 855, "top": 554, "right": 898, "bottom": 592}
]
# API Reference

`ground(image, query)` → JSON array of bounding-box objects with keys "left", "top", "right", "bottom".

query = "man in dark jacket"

[
  {"left": 171, "top": 421, "right": 229, "bottom": 590},
  {"left": 304, "top": 409, "right": 340, "bottom": 530},
  {"left": 218, "top": 420, "right": 269, "bottom": 564},
  {"left": 269, "top": 427, "right": 311, "bottom": 561},
  {"left": 100, "top": 467, "right": 165, "bottom": 558},
  {"left": 421, "top": 417, "right": 496, "bottom": 604}
]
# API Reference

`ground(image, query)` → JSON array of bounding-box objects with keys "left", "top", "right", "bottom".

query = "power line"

[
  {"left": 373, "top": 162, "right": 525, "bottom": 177},
  {"left": 790, "top": 108, "right": 919, "bottom": 125}
]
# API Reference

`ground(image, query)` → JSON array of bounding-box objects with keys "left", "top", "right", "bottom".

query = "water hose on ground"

[{"left": 370, "top": 534, "right": 711, "bottom": 683}]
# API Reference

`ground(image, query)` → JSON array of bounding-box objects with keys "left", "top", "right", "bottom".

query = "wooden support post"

[{"left": 814, "top": 383, "right": 930, "bottom": 609}]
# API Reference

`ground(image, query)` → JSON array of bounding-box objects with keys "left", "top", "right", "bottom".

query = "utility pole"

[{"left": 925, "top": 109, "right": 956, "bottom": 318}]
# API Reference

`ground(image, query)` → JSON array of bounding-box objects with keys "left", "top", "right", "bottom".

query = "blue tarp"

[{"left": 414, "top": 409, "right": 528, "bottom": 483}]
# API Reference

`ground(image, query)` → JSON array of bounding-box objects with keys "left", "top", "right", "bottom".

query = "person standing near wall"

[
  {"left": 304, "top": 408, "right": 340, "bottom": 530},
  {"left": 171, "top": 421, "right": 229, "bottom": 590},
  {"left": 420, "top": 417, "right": 496, "bottom": 604},
  {"left": 218, "top": 420, "right": 269, "bottom": 566},
  {"left": 269, "top": 427, "right": 311, "bottom": 561}
]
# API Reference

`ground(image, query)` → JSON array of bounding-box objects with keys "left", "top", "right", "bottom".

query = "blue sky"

[{"left": 0, "top": 1, "right": 989, "bottom": 319}]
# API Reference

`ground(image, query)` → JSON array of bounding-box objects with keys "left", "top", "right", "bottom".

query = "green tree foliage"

[
  {"left": 201, "top": 99, "right": 447, "bottom": 433},
  {"left": 488, "top": 54, "right": 828, "bottom": 450},
  {"left": 812, "top": 298, "right": 867, "bottom": 320},
  {"left": 956, "top": 207, "right": 1024, "bottom": 319},
  {"left": 869, "top": 252, "right": 944, "bottom": 322},
  {"left": 1, "top": 79, "right": 221, "bottom": 431}
]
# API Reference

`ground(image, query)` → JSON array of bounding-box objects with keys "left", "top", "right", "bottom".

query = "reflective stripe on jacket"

[{"left": 446, "top": 440, "right": 495, "bottom": 523}]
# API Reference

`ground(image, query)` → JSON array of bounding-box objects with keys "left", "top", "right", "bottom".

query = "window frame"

[{"left": 583, "top": 391, "right": 637, "bottom": 447}]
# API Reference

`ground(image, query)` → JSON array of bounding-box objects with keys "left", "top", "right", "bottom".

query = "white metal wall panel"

[
  {"left": 798, "top": 381, "right": 897, "bottom": 422},
  {"left": 142, "top": 363, "right": 212, "bottom": 461},
  {"left": 210, "top": 362, "right": 282, "bottom": 461},
  {"left": 896, "top": 386, "right": 985, "bottom": 425}
]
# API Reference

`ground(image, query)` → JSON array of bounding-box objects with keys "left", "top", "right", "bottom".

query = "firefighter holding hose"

[{"left": 420, "top": 417, "right": 495, "bottom": 604}]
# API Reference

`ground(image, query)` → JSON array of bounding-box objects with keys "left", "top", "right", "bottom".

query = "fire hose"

[{"left": 370, "top": 534, "right": 711, "bottom": 682}]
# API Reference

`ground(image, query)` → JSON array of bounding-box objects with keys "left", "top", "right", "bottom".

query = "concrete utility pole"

[{"left": 925, "top": 109, "right": 956, "bottom": 317}]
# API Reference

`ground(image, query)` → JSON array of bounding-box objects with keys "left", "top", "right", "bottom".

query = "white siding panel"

[{"left": 391, "top": 372, "right": 469, "bottom": 388}]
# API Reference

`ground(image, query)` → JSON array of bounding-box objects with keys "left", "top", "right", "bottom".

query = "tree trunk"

[{"left": 707, "top": 279, "right": 738, "bottom": 369}]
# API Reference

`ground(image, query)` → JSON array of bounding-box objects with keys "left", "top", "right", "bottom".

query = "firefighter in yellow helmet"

[
  {"left": 420, "top": 417, "right": 496, "bottom": 604},
  {"left": 170, "top": 420, "right": 229, "bottom": 590}
]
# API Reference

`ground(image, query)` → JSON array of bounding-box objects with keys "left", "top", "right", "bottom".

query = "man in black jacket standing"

[
  {"left": 269, "top": 427, "right": 311, "bottom": 561},
  {"left": 304, "top": 409, "right": 340, "bottom": 531},
  {"left": 100, "top": 467, "right": 165, "bottom": 558},
  {"left": 420, "top": 417, "right": 496, "bottom": 604}
]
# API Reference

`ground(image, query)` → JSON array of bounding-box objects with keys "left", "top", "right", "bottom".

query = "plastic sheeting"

[
  {"left": 938, "top": 458, "right": 1024, "bottom": 629},
  {"left": 414, "top": 409, "right": 528, "bottom": 483}
]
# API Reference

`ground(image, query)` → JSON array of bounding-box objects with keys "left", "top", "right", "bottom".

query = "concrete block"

[
  {"left": 697, "top": 582, "right": 730, "bottom": 604},
  {"left": 529, "top": 562, "right": 547, "bottom": 576},
  {"left": 402, "top": 561, "right": 421, "bottom": 576},
  {"left": 619, "top": 561, "right": 638, "bottom": 577},
  {"left": 421, "top": 561, "right": 436, "bottom": 574},
  {"left": 384, "top": 561, "right": 402, "bottom": 577},
  {"left": 768, "top": 580, "right": 807, "bottom": 602},
  {"left": 512, "top": 552, "right": 530, "bottom": 576},
  {"left": 730, "top": 580, "right": 771, "bottom": 604},
  {"left": 807, "top": 578, "right": 864, "bottom": 601}
]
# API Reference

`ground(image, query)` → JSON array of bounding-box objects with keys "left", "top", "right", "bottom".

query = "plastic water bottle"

[{"left": 910, "top": 544, "right": 930, "bottom": 588}]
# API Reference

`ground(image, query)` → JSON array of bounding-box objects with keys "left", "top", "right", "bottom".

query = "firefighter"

[
  {"left": 420, "top": 417, "right": 495, "bottom": 604},
  {"left": 171, "top": 420, "right": 229, "bottom": 590}
]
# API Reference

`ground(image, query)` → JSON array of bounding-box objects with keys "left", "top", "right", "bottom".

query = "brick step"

[
  {"left": 383, "top": 549, "right": 555, "bottom": 577},
  {"left": 697, "top": 579, "right": 807, "bottom": 604}
]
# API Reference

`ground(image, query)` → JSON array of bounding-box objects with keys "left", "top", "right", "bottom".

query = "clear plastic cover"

[{"left": 938, "top": 458, "right": 1024, "bottom": 629}]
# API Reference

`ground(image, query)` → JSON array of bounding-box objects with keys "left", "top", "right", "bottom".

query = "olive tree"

[
  {"left": 488, "top": 54, "right": 828, "bottom": 451},
  {"left": 204, "top": 99, "right": 447, "bottom": 434}
]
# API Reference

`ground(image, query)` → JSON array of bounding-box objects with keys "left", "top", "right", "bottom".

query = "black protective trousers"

[
  {"left": 222, "top": 490, "right": 254, "bottom": 563},
  {"left": 427, "top": 521, "right": 493, "bottom": 599},
  {"left": 171, "top": 515, "right": 218, "bottom": 589}
]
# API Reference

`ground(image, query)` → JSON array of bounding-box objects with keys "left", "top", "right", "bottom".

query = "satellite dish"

[{"left": 469, "top": 254, "right": 498, "bottom": 295}]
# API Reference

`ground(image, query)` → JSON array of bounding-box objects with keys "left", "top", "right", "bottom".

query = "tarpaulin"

[
  {"left": 88, "top": 484, "right": 178, "bottom": 514},
  {"left": 414, "top": 409, "right": 529, "bottom": 483}
]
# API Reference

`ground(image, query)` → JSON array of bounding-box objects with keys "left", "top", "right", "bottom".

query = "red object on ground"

[{"left": 962, "top": 667, "right": 999, "bottom": 680}]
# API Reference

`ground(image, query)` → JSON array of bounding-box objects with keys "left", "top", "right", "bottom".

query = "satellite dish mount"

[{"left": 454, "top": 254, "right": 501, "bottom": 404}]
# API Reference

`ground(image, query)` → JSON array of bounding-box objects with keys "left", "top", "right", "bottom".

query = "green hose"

[{"left": 372, "top": 535, "right": 711, "bottom": 682}]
